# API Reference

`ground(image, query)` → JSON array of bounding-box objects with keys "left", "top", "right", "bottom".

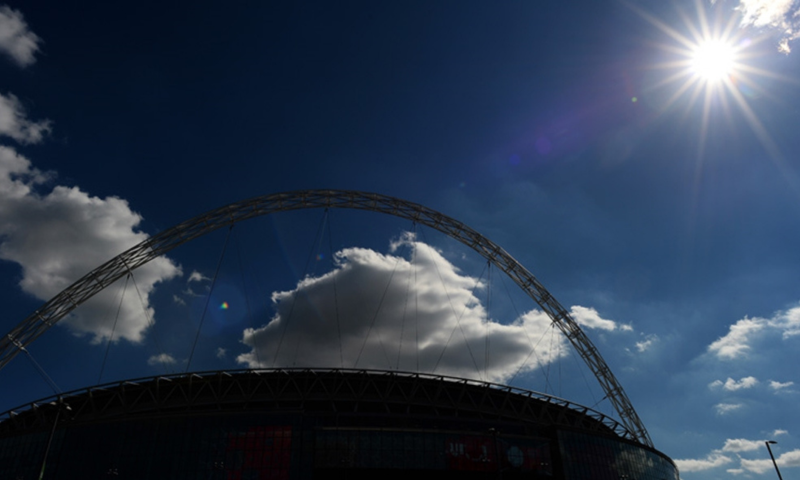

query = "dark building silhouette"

[{"left": 0, "top": 369, "right": 677, "bottom": 479}]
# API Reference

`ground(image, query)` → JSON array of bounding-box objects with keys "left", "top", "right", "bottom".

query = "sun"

[
  {"left": 691, "top": 40, "right": 736, "bottom": 82},
  {"left": 627, "top": 0, "right": 788, "bottom": 160}
]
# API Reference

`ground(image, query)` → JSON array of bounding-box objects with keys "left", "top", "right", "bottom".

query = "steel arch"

[{"left": 0, "top": 189, "right": 653, "bottom": 447}]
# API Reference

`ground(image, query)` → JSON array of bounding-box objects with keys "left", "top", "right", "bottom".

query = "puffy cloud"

[
  {"left": 0, "top": 92, "right": 51, "bottom": 144},
  {"left": 715, "top": 402, "right": 744, "bottom": 415},
  {"left": 708, "top": 306, "right": 800, "bottom": 359},
  {"left": 709, "top": 376, "right": 759, "bottom": 391},
  {"left": 147, "top": 353, "right": 177, "bottom": 366},
  {"left": 774, "top": 429, "right": 789, "bottom": 436},
  {"left": 722, "top": 438, "right": 765, "bottom": 452},
  {"left": 726, "top": 376, "right": 759, "bottom": 390},
  {"left": 236, "top": 235, "right": 616, "bottom": 383},
  {"left": 674, "top": 453, "right": 733, "bottom": 472},
  {"left": 216, "top": 347, "right": 227, "bottom": 359},
  {"left": 0, "top": 146, "right": 181, "bottom": 343},
  {"left": 733, "top": 0, "right": 800, "bottom": 53},
  {"left": 0, "top": 6, "right": 41, "bottom": 67}
]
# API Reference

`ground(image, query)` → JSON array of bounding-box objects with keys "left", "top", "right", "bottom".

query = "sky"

[{"left": 1, "top": 0, "right": 800, "bottom": 478}]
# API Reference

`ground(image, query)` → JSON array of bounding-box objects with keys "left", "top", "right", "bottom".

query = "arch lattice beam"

[{"left": 0, "top": 189, "right": 653, "bottom": 447}]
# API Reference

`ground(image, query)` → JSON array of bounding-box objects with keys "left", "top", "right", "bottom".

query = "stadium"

[{"left": 0, "top": 191, "right": 679, "bottom": 479}]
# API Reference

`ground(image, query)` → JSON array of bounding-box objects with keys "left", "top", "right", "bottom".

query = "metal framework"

[
  {"left": 0, "top": 189, "right": 653, "bottom": 447},
  {"left": 0, "top": 369, "right": 632, "bottom": 441}
]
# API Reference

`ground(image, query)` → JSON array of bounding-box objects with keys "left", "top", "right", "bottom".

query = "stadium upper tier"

[{"left": 0, "top": 369, "right": 678, "bottom": 479}]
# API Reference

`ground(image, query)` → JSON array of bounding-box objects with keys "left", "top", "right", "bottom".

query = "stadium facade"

[{"left": 0, "top": 368, "right": 678, "bottom": 479}]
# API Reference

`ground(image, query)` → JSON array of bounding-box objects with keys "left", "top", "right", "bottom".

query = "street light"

[{"left": 765, "top": 440, "right": 784, "bottom": 480}]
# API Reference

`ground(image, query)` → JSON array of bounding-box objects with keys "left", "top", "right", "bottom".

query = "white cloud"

[
  {"left": 0, "top": 146, "right": 181, "bottom": 343},
  {"left": 0, "top": 92, "right": 51, "bottom": 144},
  {"left": 674, "top": 453, "right": 733, "bottom": 472},
  {"left": 216, "top": 347, "right": 227, "bottom": 359},
  {"left": 715, "top": 402, "right": 744, "bottom": 415},
  {"left": 569, "top": 305, "right": 620, "bottom": 331},
  {"left": 0, "top": 6, "right": 41, "bottom": 67},
  {"left": 732, "top": 0, "right": 800, "bottom": 53},
  {"left": 770, "top": 380, "right": 795, "bottom": 391},
  {"left": 188, "top": 270, "right": 210, "bottom": 283},
  {"left": 147, "top": 353, "right": 177, "bottom": 366},
  {"left": 709, "top": 376, "right": 760, "bottom": 391},
  {"left": 774, "top": 429, "right": 789, "bottom": 436},
  {"left": 708, "top": 317, "right": 766, "bottom": 359},
  {"left": 237, "top": 235, "right": 588, "bottom": 383},
  {"left": 741, "top": 449, "right": 800, "bottom": 473},
  {"left": 727, "top": 468, "right": 746, "bottom": 475},
  {"left": 708, "top": 306, "right": 800, "bottom": 359},
  {"left": 722, "top": 438, "right": 765, "bottom": 452},
  {"left": 635, "top": 334, "right": 657, "bottom": 352}
]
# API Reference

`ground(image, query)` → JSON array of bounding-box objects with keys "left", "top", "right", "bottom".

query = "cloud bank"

[
  {"left": 237, "top": 234, "right": 623, "bottom": 383},
  {"left": 0, "top": 6, "right": 41, "bottom": 67},
  {"left": 677, "top": 436, "right": 800, "bottom": 474}
]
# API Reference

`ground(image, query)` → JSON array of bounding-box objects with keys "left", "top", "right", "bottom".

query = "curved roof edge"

[{"left": 0, "top": 368, "right": 635, "bottom": 441}]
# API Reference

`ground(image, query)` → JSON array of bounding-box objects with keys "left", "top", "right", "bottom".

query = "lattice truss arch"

[{"left": 0, "top": 189, "right": 653, "bottom": 447}]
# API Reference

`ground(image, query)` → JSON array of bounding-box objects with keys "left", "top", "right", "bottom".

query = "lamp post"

[{"left": 765, "top": 440, "right": 783, "bottom": 480}]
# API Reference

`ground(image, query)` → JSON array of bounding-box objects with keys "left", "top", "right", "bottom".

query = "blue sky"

[{"left": 2, "top": 0, "right": 800, "bottom": 478}]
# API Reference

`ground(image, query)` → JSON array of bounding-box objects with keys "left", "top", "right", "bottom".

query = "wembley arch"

[{"left": 0, "top": 189, "right": 653, "bottom": 447}]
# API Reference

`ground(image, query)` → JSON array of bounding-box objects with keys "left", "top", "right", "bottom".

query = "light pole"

[{"left": 765, "top": 440, "right": 784, "bottom": 480}]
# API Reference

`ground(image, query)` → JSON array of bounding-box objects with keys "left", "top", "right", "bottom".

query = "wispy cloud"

[
  {"left": 708, "top": 306, "right": 800, "bottom": 359},
  {"left": 0, "top": 92, "right": 51, "bottom": 144},
  {"left": 733, "top": 0, "right": 800, "bottom": 53},
  {"left": 188, "top": 270, "right": 210, "bottom": 283},
  {"left": 715, "top": 402, "right": 744, "bottom": 415},
  {"left": 674, "top": 452, "right": 733, "bottom": 472},
  {"left": 770, "top": 380, "right": 795, "bottom": 392},
  {"left": 709, "top": 376, "right": 759, "bottom": 391},
  {"left": 0, "top": 5, "right": 41, "bottom": 67},
  {"left": 147, "top": 353, "right": 177, "bottom": 366},
  {"left": 634, "top": 334, "right": 657, "bottom": 352},
  {"left": 216, "top": 347, "right": 227, "bottom": 359}
]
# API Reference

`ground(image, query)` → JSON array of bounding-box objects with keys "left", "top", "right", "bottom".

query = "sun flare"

[
  {"left": 628, "top": 0, "right": 788, "bottom": 160},
  {"left": 691, "top": 40, "right": 736, "bottom": 82}
]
